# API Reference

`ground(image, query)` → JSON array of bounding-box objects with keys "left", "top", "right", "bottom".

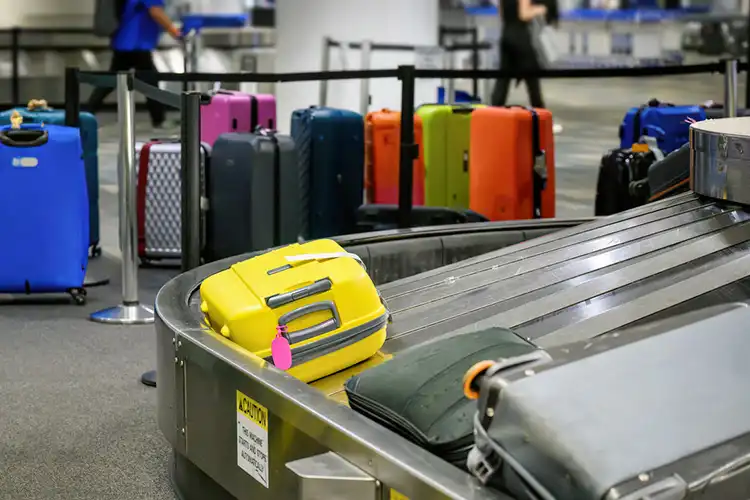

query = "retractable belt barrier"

[
  {"left": 62, "top": 58, "right": 741, "bottom": 387},
  {"left": 64, "top": 59, "right": 744, "bottom": 274}
]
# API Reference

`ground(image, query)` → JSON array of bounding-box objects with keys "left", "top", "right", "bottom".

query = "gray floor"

[{"left": 0, "top": 72, "right": 741, "bottom": 499}]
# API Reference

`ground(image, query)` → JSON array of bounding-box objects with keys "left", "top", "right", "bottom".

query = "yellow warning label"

[
  {"left": 236, "top": 391, "right": 268, "bottom": 432},
  {"left": 390, "top": 489, "right": 409, "bottom": 500}
]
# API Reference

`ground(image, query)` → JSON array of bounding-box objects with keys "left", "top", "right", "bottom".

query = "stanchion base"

[
  {"left": 90, "top": 303, "right": 155, "bottom": 325},
  {"left": 141, "top": 370, "right": 157, "bottom": 388}
]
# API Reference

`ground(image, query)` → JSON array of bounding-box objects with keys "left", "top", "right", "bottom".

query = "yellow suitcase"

[{"left": 199, "top": 239, "right": 388, "bottom": 383}]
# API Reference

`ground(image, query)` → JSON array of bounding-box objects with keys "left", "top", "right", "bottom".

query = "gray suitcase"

[
  {"left": 647, "top": 141, "right": 689, "bottom": 202},
  {"left": 135, "top": 140, "right": 210, "bottom": 263},
  {"left": 205, "top": 130, "right": 301, "bottom": 262},
  {"left": 467, "top": 303, "right": 750, "bottom": 500}
]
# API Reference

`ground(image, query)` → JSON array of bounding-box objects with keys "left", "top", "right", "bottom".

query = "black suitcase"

[
  {"left": 594, "top": 147, "right": 655, "bottom": 216},
  {"left": 205, "top": 130, "right": 301, "bottom": 262},
  {"left": 356, "top": 204, "right": 488, "bottom": 232}
]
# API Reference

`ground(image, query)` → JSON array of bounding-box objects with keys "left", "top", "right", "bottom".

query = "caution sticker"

[
  {"left": 236, "top": 391, "right": 269, "bottom": 488},
  {"left": 390, "top": 489, "right": 410, "bottom": 500}
]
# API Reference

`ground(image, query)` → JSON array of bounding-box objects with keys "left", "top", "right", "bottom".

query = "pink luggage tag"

[{"left": 271, "top": 325, "right": 292, "bottom": 371}]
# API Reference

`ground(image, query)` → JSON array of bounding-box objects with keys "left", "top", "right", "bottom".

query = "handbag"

[{"left": 530, "top": 17, "right": 559, "bottom": 68}]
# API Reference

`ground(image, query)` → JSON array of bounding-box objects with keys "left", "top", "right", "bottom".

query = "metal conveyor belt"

[{"left": 378, "top": 192, "right": 750, "bottom": 353}]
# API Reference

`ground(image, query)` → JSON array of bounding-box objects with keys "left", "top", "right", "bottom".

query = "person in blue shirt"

[{"left": 88, "top": 0, "right": 180, "bottom": 130}]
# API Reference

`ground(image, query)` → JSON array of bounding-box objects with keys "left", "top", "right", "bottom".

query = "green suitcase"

[{"left": 416, "top": 104, "right": 484, "bottom": 209}]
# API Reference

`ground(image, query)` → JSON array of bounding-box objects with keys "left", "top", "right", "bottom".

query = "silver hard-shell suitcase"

[
  {"left": 135, "top": 140, "right": 210, "bottom": 263},
  {"left": 468, "top": 303, "right": 750, "bottom": 500}
]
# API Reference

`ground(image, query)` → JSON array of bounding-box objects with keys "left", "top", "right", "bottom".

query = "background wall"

[
  {"left": 274, "top": 0, "right": 440, "bottom": 134},
  {"left": 0, "top": 0, "right": 94, "bottom": 28}
]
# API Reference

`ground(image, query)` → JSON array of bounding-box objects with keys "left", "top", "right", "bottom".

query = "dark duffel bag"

[{"left": 345, "top": 327, "right": 537, "bottom": 470}]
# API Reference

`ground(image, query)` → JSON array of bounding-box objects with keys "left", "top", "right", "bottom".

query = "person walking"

[
  {"left": 491, "top": 0, "right": 547, "bottom": 109},
  {"left": 88, "top": 0, "right": 181, "bottom": 130}
]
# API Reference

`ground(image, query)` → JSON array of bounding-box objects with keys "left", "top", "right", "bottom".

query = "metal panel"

[
  {"left": 692, "top": 117, "right": 750, "bottom": 205},
  {"left": 156, "top": 315, "right": 179, "bottom": 447},
  {"left": 286, "top": 452, "right": 380, "bottom": 500},
  {"left": 174, "top": 329, "right": 503, "bottom": 500}
]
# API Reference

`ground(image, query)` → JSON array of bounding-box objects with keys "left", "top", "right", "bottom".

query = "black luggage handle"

[
  {"left": 503, "top": 106, "right": 546, "bottom": 219},
  {"left": 632, "top": 99, "right": 676, "bottom": 144},
  {"left": 277, "top": 301, "right": 341, "bottom": 344},
  {"left": 0, "top": 128, "right": 49, "bottom": 147},
  {"left": 451, "top": 106, "right": 475, "bottom": 114}
]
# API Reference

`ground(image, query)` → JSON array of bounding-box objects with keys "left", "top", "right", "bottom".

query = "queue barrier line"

[
  {"left": 73, "top": 60, "right": 740, "bottom": 87},
  {"left": 64, "top": 57, "right": 745, "bottom": 274}
]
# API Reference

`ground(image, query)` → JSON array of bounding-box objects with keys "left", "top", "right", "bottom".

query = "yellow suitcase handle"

[
  {"left": 277, "top": 300, "right": 341, "bottom": 344},
  {"left": 266, "top": 278, "right": 332, "bottom": 309}
]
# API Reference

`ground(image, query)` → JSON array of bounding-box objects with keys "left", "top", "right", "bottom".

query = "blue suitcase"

[
  {"left": 291, "top": 106, "right": 364, "bottom": 239},
  {"left": 0, "top": 106, "right": 100, "bottom": 257},
  {"left": 0, "top": 124, "right": 89, "bottom": 304},
  {"left": 619, "top": 100, "right": 705, "bottom": 155}
]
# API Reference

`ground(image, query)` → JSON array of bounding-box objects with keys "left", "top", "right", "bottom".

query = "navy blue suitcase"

[
  {"left": 0, "top": 106, "right": 100, "bottom": 257},
  {"left": 0, "top": 124, "right": 89, "bottom": 304},
  {"left": 291, "top": 106, "right": 364, "bottom": 239}
]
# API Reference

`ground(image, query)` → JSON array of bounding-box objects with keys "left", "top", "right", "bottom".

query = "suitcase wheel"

[
  {"left": 89, "top": 245, "right": 102, "bottom": 259},
  {"left": 68, "top": 287, "right": 87, "bottom": 306}
]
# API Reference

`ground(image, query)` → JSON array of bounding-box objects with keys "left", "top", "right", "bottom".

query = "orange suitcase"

[
  {"left": 469, "top": 106, "right": 555, "bottom": 220},
  {"left": 365, "top": 109, "right": 425, "bottom": 205}
]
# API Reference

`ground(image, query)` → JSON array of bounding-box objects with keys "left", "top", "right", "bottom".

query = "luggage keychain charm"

[
  {"left": 10, "top": 110, "right": 22, "bottom": 129},
  {"left": 271, "top": 325, "right": 292, "bottom": 370}
]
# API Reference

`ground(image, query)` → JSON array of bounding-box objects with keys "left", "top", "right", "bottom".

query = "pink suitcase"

[{"left": 200, "top": 90, "right": 277, "bottom": 146}]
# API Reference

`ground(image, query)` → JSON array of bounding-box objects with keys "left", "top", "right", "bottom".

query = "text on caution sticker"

[{"left": 237, "top": 391, "right": 268, "bottom": 432}]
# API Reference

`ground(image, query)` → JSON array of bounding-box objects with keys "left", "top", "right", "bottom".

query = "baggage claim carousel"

[{"left": 155, "top": 118, "right": 750, "bottom": 499}]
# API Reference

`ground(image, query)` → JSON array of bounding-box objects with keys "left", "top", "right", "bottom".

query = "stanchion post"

[
  {"left": 181, "top": 91, "right": 203, "bottom": 272},
  {"left": 11, "top": 27, "right": 20, "bottom": 106},
  {"left": 90, "top": 72, "right": 154, "bottom": 325},
  {"left": 319, "top": 37, "right": 331, "bottom": 106},
  {"left": 724, "top": 59, "right": 738, "bottom": 118},
  {"left": 397, "top": 65, "right": 417, "bottom": 229},
  {"left": 746, "top": 9, "right": 750, "bottom": 108},
  {"left": 64, "top": 67, "right": 81, "bottom": 128},
  {"left": 445, "top": 52, "right": 456, "bottom": 105},
  {"left": 359, "top": 40, "right": 372, "bottom": 117},
  {"left": 470, "top": 27, "right": 480, "bottom": 98}
]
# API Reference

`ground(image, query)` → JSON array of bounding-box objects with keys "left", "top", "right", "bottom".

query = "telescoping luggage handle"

[{"left": 263, "top": 251, "right": 390, "bottom": 344}]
